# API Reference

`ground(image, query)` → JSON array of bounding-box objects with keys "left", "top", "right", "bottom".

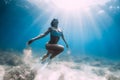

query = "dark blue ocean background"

[{"left": 0, "top": 0, "right": 120, "bottom": 60}]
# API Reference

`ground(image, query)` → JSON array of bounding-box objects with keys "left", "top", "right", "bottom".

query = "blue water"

[{"left": 0, "top": 0, "right": 120, "bottom": 60}]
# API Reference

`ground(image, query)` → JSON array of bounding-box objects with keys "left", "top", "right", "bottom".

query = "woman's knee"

[
  {"left": 59, "top": 46, "right": 64, "bottom": 52},
  {"left": 57, "top": 45, "right": 64, "bottom": 51}
]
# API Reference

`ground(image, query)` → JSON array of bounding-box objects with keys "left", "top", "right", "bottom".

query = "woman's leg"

[
  {"left": 41, "top": 49, "right": 54, "bottom": 61},
  {"left": 46, "top": 44, "right": 64, "bottom": 59},
  {"left": 41, "top": 52, "right": 49, "bottom": 61},
  {"left": 50, "top": 50, "right": 61, "bottom": 59}
]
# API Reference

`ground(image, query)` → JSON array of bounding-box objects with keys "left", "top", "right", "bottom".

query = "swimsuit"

[{"left": 48, "top": 27, "right": 62, "bottom": 44}]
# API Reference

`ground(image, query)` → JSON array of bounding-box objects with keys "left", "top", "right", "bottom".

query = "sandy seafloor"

[{"left": 0, "top": 49, "right": 120, "bottom": 80}]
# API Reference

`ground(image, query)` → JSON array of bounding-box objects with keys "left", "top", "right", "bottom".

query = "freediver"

[{"left": 27, "top": 18, "right": 69, "bottom": 62}]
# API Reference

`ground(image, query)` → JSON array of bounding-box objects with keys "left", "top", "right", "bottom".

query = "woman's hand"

[
  {"left": 66, "top": 44, "right": 69, "bottom": 48},
  {"left": 27, "top": 39, "right": 34, "bottom": 45}
]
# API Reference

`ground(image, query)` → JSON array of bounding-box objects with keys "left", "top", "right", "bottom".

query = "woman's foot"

[
  {"left": 41, "top": 53, "right": 51, "bottom": 64},
  {"left": 41, "top": 55, "right": 48, "bottom": 61}
]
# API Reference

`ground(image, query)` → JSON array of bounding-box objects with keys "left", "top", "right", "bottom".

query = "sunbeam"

[
  {"left": 26, "top": 0, "right": 114, "bottom": 53},
  {"left": 51, "top": 0, "right": 109, "bottom": 12}
]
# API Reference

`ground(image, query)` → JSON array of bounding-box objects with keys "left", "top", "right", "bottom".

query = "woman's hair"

[{"left": 51, "top": 18, "right": 59, "bottom": 27}]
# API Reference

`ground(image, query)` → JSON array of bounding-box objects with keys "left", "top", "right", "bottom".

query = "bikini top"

[{"left": 50, "top": 27, "right": 62, "bottom": 37}]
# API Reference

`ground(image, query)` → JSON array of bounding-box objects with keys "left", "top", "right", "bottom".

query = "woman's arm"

[{"left": 27, "top": 28, "right": 51, "bottom": 45}]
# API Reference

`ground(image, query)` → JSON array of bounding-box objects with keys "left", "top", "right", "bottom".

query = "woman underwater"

[{"left": 27, "top": 18, "right": 68, "bottom": 62}]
